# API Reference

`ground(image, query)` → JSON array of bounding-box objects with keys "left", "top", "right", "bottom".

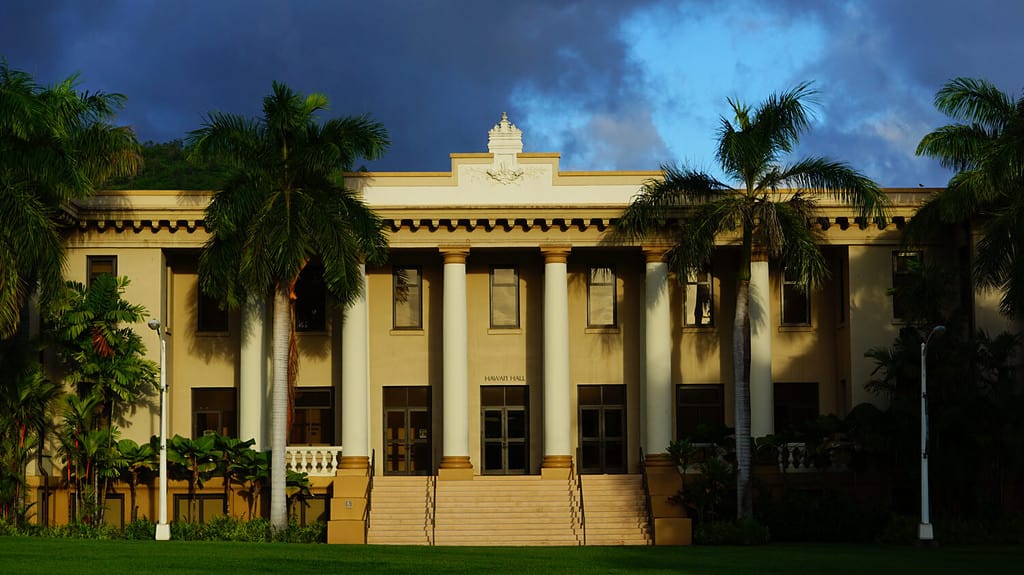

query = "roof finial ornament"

[{"left": 487, "top": 112, "right": 524, "bottom": 184}]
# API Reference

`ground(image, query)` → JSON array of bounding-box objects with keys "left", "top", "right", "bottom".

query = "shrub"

[
  {"left": 124, "top": 518, "right": 156, "bottom": 540},
  {"left": 757, "top": 488, "right": 888, "bottom": 543},
  {"left": 695, "top": 519, "right": 770, "bottom": 545}
]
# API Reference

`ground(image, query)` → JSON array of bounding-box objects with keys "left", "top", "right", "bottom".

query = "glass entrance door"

[
  {"left": 481, "top": 386, "right": 529, "bottom": 474},
  {"left": 578, "top": 385, "right": 626, "bottom": 474},
  {"left": 383, "top": 386, "right": 432, "bottom": 475}
]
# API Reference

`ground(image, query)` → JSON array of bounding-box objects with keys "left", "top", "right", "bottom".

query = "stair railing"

[
  {"left": 428, "top": 473, "right": 437, "bottom": 546},
  {"left": 639, "top": 447, "right": 656, "bottom": 544},
  {"left": 571, "top": 447, "right": 586, "bottom": 546},
  {"left": 364, "top": 449, "right": 376, "bottom": 539}
]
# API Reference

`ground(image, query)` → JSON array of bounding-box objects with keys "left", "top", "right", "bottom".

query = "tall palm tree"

[
  {"left": 188, "top": 82, "right": 390, "bottom": 529},
  {"left": 913, "top": 77, "right": 1024, "bottom": 320},
  {"left": 618, "top": 82, "right": 887, "bottom": 518},
  {"left": 0, "top": 62, "right": 140, "bottom": 338}
]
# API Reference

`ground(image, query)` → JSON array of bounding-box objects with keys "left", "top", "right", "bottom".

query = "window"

[
  {"left": 290, "top": 494, "right": 328, "bottom": 525},
  {"left": 773, "top": 382, "right": 819, "bottom": 433},
  {"left": 192, "top": 388, "right": 237, "bottom": 438},
  {"left": 587, "top": 266, "right": 616, "bottom": 327},
  {"left": 684, "top": 270, "right": 713, "bottom": 327},
  {"left": 781, "top": 267, "right": 810, "bottom": 326},
  {"left": 393, "top": 266, "right": 422, "bottom": 329},
  {"left": 290, "top": 388, "right": 334, "bottom": 445},
  {"left": 490, "top": 266, "right": 519, "bottom": 328},
  {"left": 892, "top": 251, "right": 922, "bottom": 321},
  {"left": 197, "top": 289, "right": 229, "bottom": 333},
  {"left": 174, "top": 494, "right": 226, "bottom": 523},
  {"left": 675, "top": 385, "right": 725, "bottom": 439},
  {"left": 87, "top": 256, "right": 117, "bottom": 286},
  {"left": 295, "top": 264, "right": 326, "bottom": 332}
]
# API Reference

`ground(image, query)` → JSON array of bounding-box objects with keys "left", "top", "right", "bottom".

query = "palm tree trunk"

[
  {"left": 269, "top": 281, "right": 291, "bottom": 530},
  {"left": 734, "top": 231, "right": 754, "bottom": 520}
]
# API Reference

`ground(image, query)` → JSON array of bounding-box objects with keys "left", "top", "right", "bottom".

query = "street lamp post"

[
  {"left": 919, "top": 324, "right": 945, "bottom": 543},
  {"left": 148, "top": 319, "right": 171, "bottom": 541}
]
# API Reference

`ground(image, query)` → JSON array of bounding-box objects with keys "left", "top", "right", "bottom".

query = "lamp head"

[
  {"left": 147, "top": 319, "right": 161, "bottom": 331},
  {"left": 932, "top": 325, "right": 946, "bottom": 337}
]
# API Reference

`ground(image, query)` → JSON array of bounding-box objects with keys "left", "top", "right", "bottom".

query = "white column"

[
  {"left": 749, "top": 258, "right": 773, "bottom": 436},
  {"left": 239, "top": 298, "right": 266, "bottom": 450},
  {"left": 439, "top": 248, "right": 472, "bottom": 473},
  {"left": 644, "top": 247, "right": 673, "bottom": 459},
  {"left": 541, "top": 246, "right": 572, "bottom": 473},
  {"left": 340, "top": 263, "right": 370, "bottom": 469}
]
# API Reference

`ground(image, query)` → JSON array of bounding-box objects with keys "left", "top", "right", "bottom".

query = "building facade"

[{"left": 34, "top": 115, "right": 1012, "bottom": 541}]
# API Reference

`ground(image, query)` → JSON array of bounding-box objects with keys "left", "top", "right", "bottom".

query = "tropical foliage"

[
  {"left": 618, "top": 82, "right": 887, "bottom": 518},
  {"left": 0, "top": 62, "right": 139, "bottom": 338},
  {"left": 107, "top": 139, "right": 229, "bottom": 190},
  {"left": 913, "top": 77, "right": 1024, "bottom": 320},
  {"left": 188, "top": 81, "right": 390, "bottom": 529}
]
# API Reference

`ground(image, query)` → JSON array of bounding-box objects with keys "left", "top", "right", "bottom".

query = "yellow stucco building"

[{"left": 29, "top": 114, "right": 1012, "bottom": 545}]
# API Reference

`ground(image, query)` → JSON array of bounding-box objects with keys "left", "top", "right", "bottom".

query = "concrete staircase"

[
  {"left": 433, "top": 476, "right": 583, "bottom": 546},
  {"left": 366, "top": 476, "right": 434, "bottom": 545},
  {"left": 580, "top": 474, "right": 652, "bottom": 546}
]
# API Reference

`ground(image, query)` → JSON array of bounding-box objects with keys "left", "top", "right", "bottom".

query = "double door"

[
  {"left": 578, "top": 385, "right": 626, "bottom": 474},
  {"left": 383, "top": 386, "right": 432, "bottom": 475},
  {"left": 481, "top": 386, "right": 529, "bottom": 474}
]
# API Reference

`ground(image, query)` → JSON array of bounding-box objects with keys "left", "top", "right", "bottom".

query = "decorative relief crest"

[{"left": 486, "top": 162, "right": 524, "bottom": 185}]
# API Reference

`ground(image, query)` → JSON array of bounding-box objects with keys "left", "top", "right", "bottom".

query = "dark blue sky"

[{"left": 3, "top": 0, "right": 1022, "bottom": 186}]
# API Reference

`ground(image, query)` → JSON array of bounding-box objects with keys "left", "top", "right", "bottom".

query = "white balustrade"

[{"left": 285, "top": 446, "right": 343, "bottom": 476}]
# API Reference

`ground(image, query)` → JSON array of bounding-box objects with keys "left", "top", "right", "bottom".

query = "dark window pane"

[
  {"left": 581, "top": 409, "right": 600, "bottom": 439},
  {"left": 578, "top": 386, "right": 602, "bottom": 406},
  {"left": 295, "top": 264, "right": 326, "bottom": 332},
  {"left": 507, "top": 444, "right": 526, "bottom": 471},
  {"left": 407, "top": 386, "right": 429, "bottom": 407},
  {"left": 197, "top": 289, "right": 229, "bottom": 332},
  {"left": 507, "top": 410, "right": 527, "bottom": 439},
  {"left": 481, "top": 386, "right": 504, "bottom": 406},
  {"left": 393, "top": 266, "right": 422, "bottom": 329},
  {"left": 773, "top": 382, "right": 819, "bottom": 433},
  {"left": 192, "top": 388, "right": 236, "bottom": 438},
  {"left": 602, "top": 385, "right": 625, "bottom": 404},
  {"left": 604, "top": 409, "right": 623, "bottom": 438},
  {"left": 484, "top": 410, "right": 503, "bottom": 439},
  {"left": 484, "top": 443, "right": 503, "bottom": 471},
  {"left": 504, "top": 386, "right": 526, "bottom": 406},
  {"left": 383, "top": 387, "right": 405, "bottom": 408},
  {"left": 675, "top": 385, "right": 724, "bottom": 439},
  {"left": 605, "top": 442, "right": 624, "bottom": 469}
]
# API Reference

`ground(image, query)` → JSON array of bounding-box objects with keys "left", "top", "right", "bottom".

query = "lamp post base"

[
  {"left": 155, "top": 522, "right": 171, "bottom": 541},
  {"left": 918, "top": 522, "right": 934, "bottom": 541}
]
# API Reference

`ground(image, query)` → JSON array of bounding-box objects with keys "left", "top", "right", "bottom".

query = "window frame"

[
  {"left": 683, "top": 269, "right": 714, "bottom": 327},
  {"left": 489, "top": 265, "right": 520, "bottom": 329},
  {"left": 780, "top": 267, "right": 811, "bottom": 326},
  {"left": 197, "top": 289, "right": 229, "bottom": 333},
  {"left": 586, "top": 265, "right": 617, "bottom": 328},
  {"left": 892, "top": 250, "right": 923, "bottom": 322},
  {"left": 289, "top": 387, "right": 335, "bottom": 445},
  {"left": 86, "top": 255, "right": 117, "bottom": 287},
  {"left": 675, "top": 384, "right": 725, "bottom": 440},
  {"left": 294, "top": 264, "right": 327, "bottom": 333},
  {"left": 191, "top": 388, "right": 237, "bottom": 439},
  {"left": 392, "top": 266, "right": 423, "bottom": 330}
]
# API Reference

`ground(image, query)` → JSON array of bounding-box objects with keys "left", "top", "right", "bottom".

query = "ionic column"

[
  {"left": 239, "top": 298, "right": 267, "bottom": 450},
  {"left": 340, "top": 263, "right": 370, "bottom": 471},
  {"left": 439, "top": 247, "right": 473, "bottom": 478},
  {"left": 749, "top": 251, "right": 773, "bottom": 437},
  {"left": 643, "top": 246, "right": 673, "bottom": 466},
  {"left": 541, "top": 246, "right": 572, "bottom": 477}
]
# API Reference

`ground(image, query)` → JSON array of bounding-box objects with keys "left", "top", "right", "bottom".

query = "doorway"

[
  {"left": 383, "top": 386, "right": 432, "bottom": 475},
  {"left": 481, "top": 385, "right": 529, "bottom": 475},
  {"left": 578, "top": 385, "right": 626, "bottom": 474}
]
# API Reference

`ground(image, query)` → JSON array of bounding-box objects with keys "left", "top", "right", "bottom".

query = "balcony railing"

[{"left": 285, "top": 446, "right": 343, "bottom": 476}]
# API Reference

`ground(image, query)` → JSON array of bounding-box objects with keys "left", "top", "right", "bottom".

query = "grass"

[{"left": 0, "top": 538, "right": 1021, "bottom": 574}]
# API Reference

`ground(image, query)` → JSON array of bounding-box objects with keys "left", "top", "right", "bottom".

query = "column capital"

[
  {"left": 642, "top": 245, "right": 672, "bottom": 263},
  {"left": 439, "top": 245, "right": 470, "bottom": 264},
  {"left": 540, "top": 244, "right": 572, "bottom": 264}
]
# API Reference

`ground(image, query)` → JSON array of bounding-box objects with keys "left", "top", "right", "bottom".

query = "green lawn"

[{"left": 0, "top": 538, "right": 1019, "bottom": 574}]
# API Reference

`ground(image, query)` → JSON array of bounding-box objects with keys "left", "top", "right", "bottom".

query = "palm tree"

[
  {"left": 618, "top": 82, "right": 887, "bottom": 518},
  {"left": 116, "top": 438, "right": 156, "bottom": 522},
  {"left": 0, "top": 62, "right": 140, "bottom": 338},
  {"left": 913, "top": 77, "right": 1024, "bottom": 320},
  {"left": 188, "top": 81, "right": 390, "bottom": 529}
]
